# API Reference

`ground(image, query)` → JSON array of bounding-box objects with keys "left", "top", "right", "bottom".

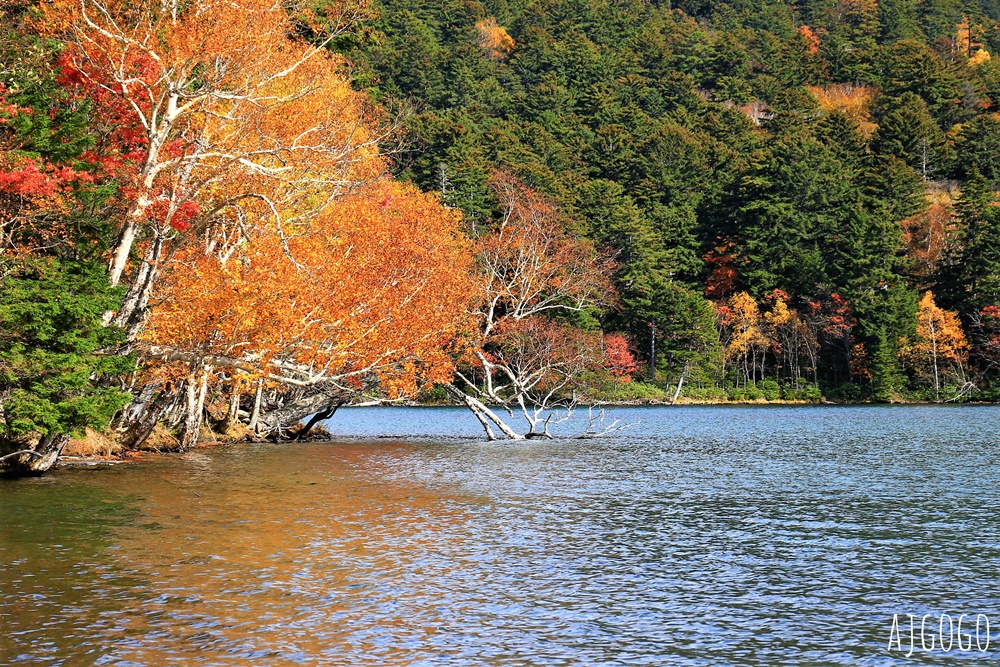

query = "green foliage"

[
  {"left": 729, "top": 383, "right": 764, "bottom": 401},
  {"left": 873, "top": 92, "right": 948, "bottom": 179},
  {"left": 936, "top": 171, "right": 1000, "bottom": 315},
  {"left": 594, "top": 380, "right": 669, "bottom": 402},
  {"left": 781, "top": 382, "right": 823, "bottom": 402},
  {"left": 346, "top": 0, "right": 1000, "bottom": 401},
  {"left": 0, "top": 259, "right": 132, "bottom": 439},
  {"left": 758, "top": 378, "right": 781, "bottom": 401},
  {"left": 955, "top": 114, "right": 1000, "bottom": 182},
  {"left": 679, "top": 385, "right": 729, "bottom": 401}
]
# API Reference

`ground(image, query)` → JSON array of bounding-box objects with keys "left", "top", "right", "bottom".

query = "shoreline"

[
  {"left": 48, "top": 400, "right": 997, "bottom": 471},
  {"left": 375, "top": 398, "right": 996, "bottom": 408}
]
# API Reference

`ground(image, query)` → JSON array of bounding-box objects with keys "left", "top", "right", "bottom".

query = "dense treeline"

[
  {"left": 4, "top": 0, "right": 1000, "bottom": 476},
  {"left": 344, "top": 0, "right": 1000, "bottom": 401}
]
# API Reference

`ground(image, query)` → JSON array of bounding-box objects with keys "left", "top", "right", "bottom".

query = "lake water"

[{"left": 2, "top": 405, "right": 999, "bottom": 666}]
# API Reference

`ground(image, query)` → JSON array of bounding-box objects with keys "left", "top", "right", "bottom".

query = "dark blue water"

[{"left": 2, "top": 406, "right": 999, "bottom": 665}]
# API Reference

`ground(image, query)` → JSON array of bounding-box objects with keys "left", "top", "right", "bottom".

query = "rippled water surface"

[{"left": 2, "top": 406, "right": 1000, "bottom": 666}]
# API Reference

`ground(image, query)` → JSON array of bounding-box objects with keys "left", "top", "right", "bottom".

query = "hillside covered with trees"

[
  {"left": 343, "top": 0, "right": 1000, "bottom": 402},
  {"left": 3, "top": 0, "right": 1000, "bottom": 474}
]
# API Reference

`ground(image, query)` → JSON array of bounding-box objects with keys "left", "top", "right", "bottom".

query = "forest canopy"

[
  {"left": 341, "top": 0, "right": 1000, "bottom": 403},
  {"left": 4, "top": 0, "right": 1000, "bottom": 473}
]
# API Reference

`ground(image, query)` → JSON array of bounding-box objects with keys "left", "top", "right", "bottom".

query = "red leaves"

[
  {"left": 849, "top": 343, "right": 872, "bottom": 380},
  {"left": 603, "top": 334, "right": 638, "bottom": 380},
  {"left": 809, "top": 293, "right": 856, "bottom": 339},
  {"left": 143, "top": 199, "right": 201, "bottom": 231},
  {"left": 54, "top": 51, "right": 150, "bottom": 181},
  {"left": 703, "top": 238, "right": 739, "bottom": 300},
  {"left": 0, "top": 157, "right": 92, "bottom": 198},
  {"left": 0, "top": 86, "right": 28, "bottom": 120},
  {"left": 479, "top": 172, "right": 615, "bottom": 321}
]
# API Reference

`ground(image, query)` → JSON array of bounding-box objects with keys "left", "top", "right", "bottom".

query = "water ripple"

[{"left": 2, "top": 405, "right": 999, "bottom": 665}]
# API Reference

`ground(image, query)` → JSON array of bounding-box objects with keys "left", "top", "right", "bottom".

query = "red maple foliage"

[{"left": 603, "top": 334, "right": 639, "bottom": 380}]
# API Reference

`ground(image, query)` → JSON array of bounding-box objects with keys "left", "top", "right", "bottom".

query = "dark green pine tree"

[
  {"left": 873, "top": 92, "right": 948, "bottom": 180},
  {"left": 0, "top": 260, "right": 132, "bottom": 454},
  {"left": 878, "top": 0, "right": 925, "bottom": 43},
  {"left": 936, "top": 170, "right": 1000, "bottom": 316},
  {"left": 955, "top": 113, "right": 1000, "bottom": 182},
  {"left": 735, "top": 128, "right": 859, "bottom": 299}
]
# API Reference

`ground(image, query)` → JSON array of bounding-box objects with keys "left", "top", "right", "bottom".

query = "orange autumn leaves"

[
  {"left": 144, "top": 181, "right": 475, "bottom": 397},
  {"left": 36, "top": 0, "right": 477, "bottom": 398},
  {"left": 40, "top": 0, "right": 386, "bottom": 286},
  {"left": 34, "top": 0, "right": 615, "bottom": 403}
]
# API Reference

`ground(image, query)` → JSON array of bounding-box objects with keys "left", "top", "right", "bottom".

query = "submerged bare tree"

[{"left": 449, "top": 173, "right": 617, "bottom": 439}]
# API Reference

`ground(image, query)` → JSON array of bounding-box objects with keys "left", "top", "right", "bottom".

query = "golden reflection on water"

[{"left": 3, "top": 442, "right": 485, "bottom": 666}]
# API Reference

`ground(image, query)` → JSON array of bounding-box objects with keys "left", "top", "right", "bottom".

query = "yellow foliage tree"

[
  {"left": 900, "top": 291, "right": 970, "bottom": 401},
  {"left": 969, "top": 49, "right": 992, "bottom": 68},
  {"left": 475, "top": 18, "right": 515, "bottom": 59},
  {"left": 721, "top": 292, "right": 770, "bottom": 386},
  {"left": 806, "top": 83, "right": 879, "bottom": 137},
  {"left": 763, "top": 292, "right": 818, "bottom": 384}
]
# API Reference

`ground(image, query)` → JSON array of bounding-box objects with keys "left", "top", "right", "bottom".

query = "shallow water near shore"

[{"left": 2, "top": 405, "right": 999, "bottom": 666}]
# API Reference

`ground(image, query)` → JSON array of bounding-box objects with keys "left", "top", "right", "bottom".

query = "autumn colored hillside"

[{"left": 4, "top": 0, "right": 1000, "bottom": 473}]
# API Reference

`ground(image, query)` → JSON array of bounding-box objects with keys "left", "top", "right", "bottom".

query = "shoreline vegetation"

[
  {"left": 6, "top": 0, "right": 1000, "bottom": 474},
  {"left": 50, "top": 392, "right": 981, "bottom": 468}
]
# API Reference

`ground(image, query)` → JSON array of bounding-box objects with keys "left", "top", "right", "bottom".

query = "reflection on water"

[{"left": 2, "top": 406, "right": 1000, "bottom": 665}]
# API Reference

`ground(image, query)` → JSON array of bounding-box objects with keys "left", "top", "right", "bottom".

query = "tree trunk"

[
  {"left": 108, "top": 219, "right": 138, "bottom": 288},
  {"left": 294, "top": 402, "right": 342, "bottom": 440},
  {"left": 446, "top": 384, "right": 524, "bottom": 440},
  {"left": 113, "top": 235, "right": 163, "bottom": 337},
  {"left": 120, "top": 389, "right": 175, "bottom": 450},
  {"left": 179, "top": 377, "right": 201, "bottom": 450},
  {"left": 225, "top": 389, "right": 241, "bottom": 432},
  {"left": 196, "top": 370, "right": 209, "bottom": 426},
  {"left": 0, "top": 432, "right": 70, "bottom": 477},
  {"left": 255, "top": 390, "right": 348, "bottom": 438},
  {"left": 672, "top": 362, "right": 688, "bottom": 403},
  {"left": 248, "top": 381, "right": 263, "bottom": 433},
  {"left": 119, "top": 381, "right": 159, "bottom": 429}
]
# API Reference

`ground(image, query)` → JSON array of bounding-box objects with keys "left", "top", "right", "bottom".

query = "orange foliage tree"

[
  {"left": 144, "top": 181, "right": 474, "bottom": 443},
  {"left": 39, "top": 0, "right": 384, "bottom": 332},
  {"left": 603, "top": 334, "right": 639, "bottom": 380},
  {"left": 475, "top": 17, "right": 515, "bottom": 60},
  {"left": 31, "top": 0, "right": 483, "bottom": 447},
  {"left": 900, "top": 291, "right": 971, "bottom": 401}
]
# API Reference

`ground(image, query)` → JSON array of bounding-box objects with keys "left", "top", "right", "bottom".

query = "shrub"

[{"left": 759, "top": 378, "right": 781, "bottom": 401}]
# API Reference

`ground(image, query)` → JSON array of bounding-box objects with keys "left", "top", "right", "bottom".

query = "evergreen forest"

[{"left": 344, "top": 0, "right": 1000, "bottom": 403}]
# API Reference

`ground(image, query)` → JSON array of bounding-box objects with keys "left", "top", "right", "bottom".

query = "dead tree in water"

[{"left": 449, "top": 174, "right": 615, "bottom": 440}]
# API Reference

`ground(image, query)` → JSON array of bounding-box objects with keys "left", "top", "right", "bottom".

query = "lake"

[{"left": 2, "top": 405, "right": 999, "bottom": 665}]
